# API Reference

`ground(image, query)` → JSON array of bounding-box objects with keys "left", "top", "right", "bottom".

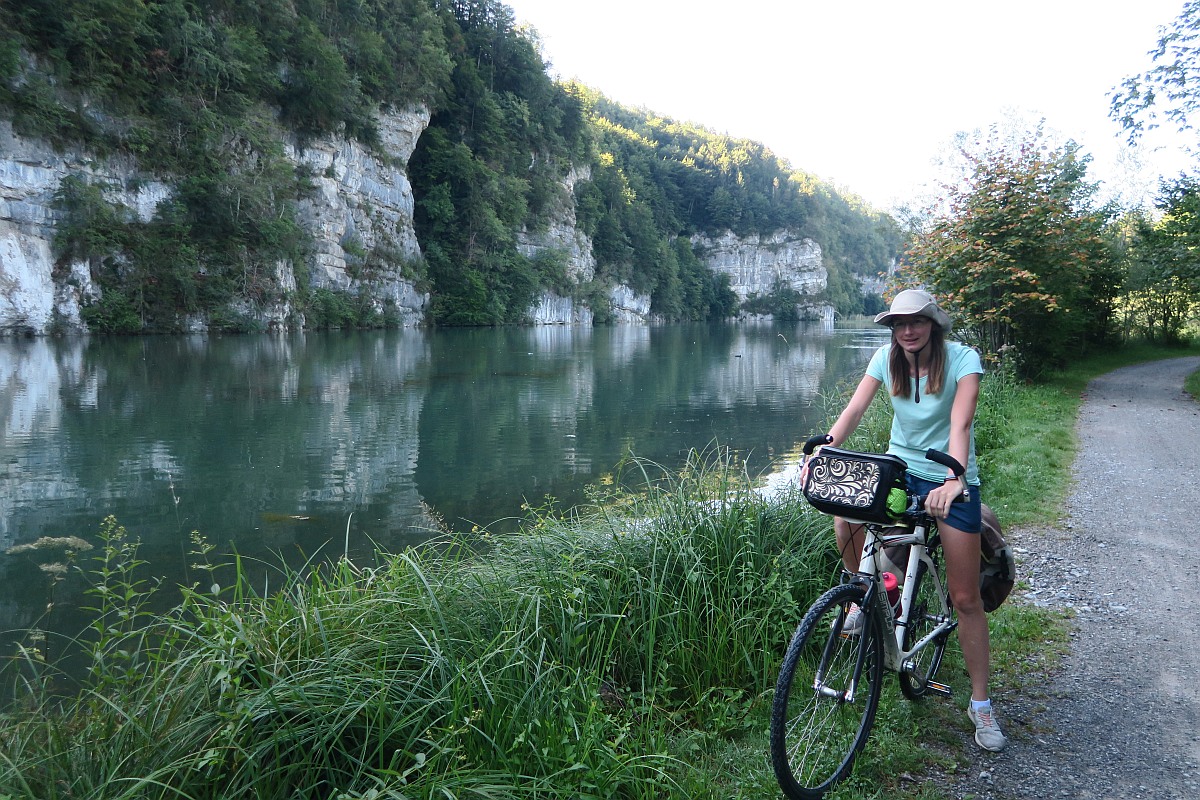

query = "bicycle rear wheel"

[
  {"left": 770, "top": 583, "right": 884, "bottom": 799},
  {"left": 899, "top": 553, "right": 951, "bottom": 700}
]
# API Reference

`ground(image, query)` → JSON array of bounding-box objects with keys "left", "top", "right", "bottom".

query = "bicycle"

[{"left": 769, "top": 434, "right": 969, "bottom": 799}]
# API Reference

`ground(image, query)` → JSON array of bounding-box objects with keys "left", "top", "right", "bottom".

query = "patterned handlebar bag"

[{"left": 802, "top": 447, "right": 908, "bottom": 525}]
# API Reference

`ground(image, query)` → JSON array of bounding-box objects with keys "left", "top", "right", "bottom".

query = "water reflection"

[{"left": 0, "top": 321, "right": 887, "bottom": 657}]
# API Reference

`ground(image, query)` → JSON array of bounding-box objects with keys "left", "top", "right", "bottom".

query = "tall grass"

[{"left": 0, "top": 451, "right": 834, "bottom": 800}]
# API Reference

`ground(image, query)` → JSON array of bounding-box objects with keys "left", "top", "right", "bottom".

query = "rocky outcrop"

[
  {"left": 515, "top": 165, "right": 656, "bottom": 326},
  {"left": 0, "top": 106, "right": 431, "bottom": 335},
  {"left": 1, "top": 109, "right": 837, "bottom": 333},
  {"left": 529, "top": 292, "right": 593, "bottom": 325},
  {"left": 516, "top": 165, "right": 603, "bottom": 325},
  {"left": 286, "top": 108, "right": 431, "bottom": 327},
  {"left": 516, "top": 165, "right": 596, "bottom": 284},
  {"left": 0, "top": 120, "right": 148, "bottom": 334},
  {"left": 692, "top": 229, "right": 831, "bottom": 320},
  {"left": 608, "top": 285, "right": 652, "bottom": 324}
]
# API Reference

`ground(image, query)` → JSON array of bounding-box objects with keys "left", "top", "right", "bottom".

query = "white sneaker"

[
  {"left": 832, "top": 603, "right": 864, "bottom": 635},
  {"left": 967, "top": 704, "right": 1007, "bottom": 752}
]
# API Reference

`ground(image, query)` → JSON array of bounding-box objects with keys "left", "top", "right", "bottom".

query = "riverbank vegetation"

[{"left": 5, "top": 339, "right": 1196, "bottom": 799}]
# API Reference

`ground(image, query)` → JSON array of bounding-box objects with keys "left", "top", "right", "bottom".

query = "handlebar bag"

[{"left": 802, "top": 447, "right": 908, "bottom": 524}]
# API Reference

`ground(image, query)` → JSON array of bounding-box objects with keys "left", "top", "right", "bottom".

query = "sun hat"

[{"left": 873, "top": 289, "right": 953, "bottom": 334}]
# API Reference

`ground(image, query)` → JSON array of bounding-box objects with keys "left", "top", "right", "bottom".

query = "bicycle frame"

[{"left": 849, "top": 518, "right": 956, "bottom": 674}]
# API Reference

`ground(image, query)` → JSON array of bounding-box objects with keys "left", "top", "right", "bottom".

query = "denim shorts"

[{"left": 907, "top": 474, "right": 982, "bottom": 534}]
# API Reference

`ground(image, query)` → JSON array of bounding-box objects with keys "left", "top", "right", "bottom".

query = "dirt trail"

[{"left": 948, "top": 357, "right": 1200, "bottom": 800}]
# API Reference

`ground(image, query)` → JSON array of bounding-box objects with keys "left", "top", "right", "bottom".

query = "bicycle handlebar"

[
  {"left": 925, "top": 448, "right": 970, "bottom": 503},
  {"left": 924, "top": 448, "right": 965, "bottom": 479},
  {"left": 801, "top": 435, "right": 965, "bottom": 477},
  {"left": 802, "top": 434, "right": 832, "bottom": 455}
]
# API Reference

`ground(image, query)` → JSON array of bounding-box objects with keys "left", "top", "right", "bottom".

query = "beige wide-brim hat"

[{"left": 873, "top": 289, "right": 953, "bottom": 333}]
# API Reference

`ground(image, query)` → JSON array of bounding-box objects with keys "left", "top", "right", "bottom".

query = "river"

[{"left": 0, "top": 320, "right": 888, "bottom": 662}]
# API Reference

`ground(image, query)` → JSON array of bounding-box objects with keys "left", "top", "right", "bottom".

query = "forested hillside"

[
  {"left": 575, "top": 92, "right": 901, "bottom": 318},
  {"left": 0, "top": 0, "right": 899, "bottom": 330}
]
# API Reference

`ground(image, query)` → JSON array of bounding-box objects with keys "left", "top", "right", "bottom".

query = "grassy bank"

[{"left": 2, "top": 342, "right": 1197, "bottom": 800}]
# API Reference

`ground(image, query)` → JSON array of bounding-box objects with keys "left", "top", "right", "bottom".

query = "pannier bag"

[
  {"left": 802, "top": 447, "right": 908, "bottom": 525},
  {"left": 979, "top": 503, "right": 1017, "bottom": 613}
]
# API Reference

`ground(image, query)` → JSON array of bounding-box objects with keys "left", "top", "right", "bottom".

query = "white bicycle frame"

[{"left": 853, "top": 519, "right": 955, "bottom": 673}]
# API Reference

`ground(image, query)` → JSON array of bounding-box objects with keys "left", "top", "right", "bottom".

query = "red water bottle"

[{"left": 883, "top": 572, "right": 901, "bottom": 616}]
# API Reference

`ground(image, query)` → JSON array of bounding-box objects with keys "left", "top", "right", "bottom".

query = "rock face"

[
  {"left": 529, "top": 292, "right": 593, "bottom": 325},
  {"left": 287, "top": 108, "right": 431, "bottom": 327},
  {"left": 516, "top": 165, "right": 596, "bottom": 284},
  {"left": 692, "top": 230, "right": 831, "bottom": 320},
  {"left": 608, "top": 285, "right": 653, "bottom": 324},
  {"left": 516, "top": 165, "right": 605, "bottom": 325},
  {"left": 0, "top": 107, "right": 432, "bottom": 335},
  {"left": 1, "top": 111, "right": 833, "bottom": 333},
  {"left": 0, "top": 120, "right": 146, "bottom": 334}
]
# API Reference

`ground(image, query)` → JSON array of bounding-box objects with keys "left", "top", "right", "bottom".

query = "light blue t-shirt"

[{"left": 866, "top": 341, "right": 984, "bottom": 485}]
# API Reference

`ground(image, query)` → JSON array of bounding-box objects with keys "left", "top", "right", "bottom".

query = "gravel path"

[{"left": 946, "top": 356, "right": 1200, "bottom": 800}]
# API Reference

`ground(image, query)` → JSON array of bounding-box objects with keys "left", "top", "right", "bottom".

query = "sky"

[{"left": 502, "top": 0, "right": 1195, "bottom": 211}]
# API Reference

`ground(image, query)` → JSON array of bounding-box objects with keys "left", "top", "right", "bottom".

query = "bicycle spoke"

[
  {"left": 771, "top": 584, "right": 883, "bottom": 799},
  {"left": 899, "top": 552, "right": 951, "bottom": 700}
]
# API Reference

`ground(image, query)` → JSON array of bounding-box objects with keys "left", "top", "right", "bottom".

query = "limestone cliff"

[
  {"left": 691, "top": 230, "right": 832, "bottom": 321},
  {"left": 517, "top": 217, "right": 831, "bottom": 325},
  {"left": 286, "top": 108, "right": 431, "bottom": 327},
  {"left": 518, "top": 165, "right": 604, "bottom": 326},
  {"left": 1, "top": 109, "right": 831, "bottom": 333},
  {"left": 0, "top": 107, "right": 432, "bottom": 335}
]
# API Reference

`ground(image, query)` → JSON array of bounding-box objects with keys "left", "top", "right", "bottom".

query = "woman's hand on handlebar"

[{"left": 925, "top": 480, "right": 964, "bottom": 520}]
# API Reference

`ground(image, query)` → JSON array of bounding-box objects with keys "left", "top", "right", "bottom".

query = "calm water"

[{"left": 0, "top": 320, "right": 887, "bottom": 658}]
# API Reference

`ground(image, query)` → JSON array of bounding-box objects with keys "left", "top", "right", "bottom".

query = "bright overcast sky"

[{"left": 503, "top": 0, "right": 1195, "bottom": 211}]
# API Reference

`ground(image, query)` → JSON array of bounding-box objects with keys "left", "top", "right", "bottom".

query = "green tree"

[
  {"left": 903, "top": 125, "right": 1118, "bottom": 378},
  {"left": 1111, "top": 3, "right": 1200, "bottom": 343},
  {"left": 1111, "top": 0, "right": 1200, "bottom": 153},
  {"left": 1123, "top": 178, "right": 1200, "bottom": 341}
]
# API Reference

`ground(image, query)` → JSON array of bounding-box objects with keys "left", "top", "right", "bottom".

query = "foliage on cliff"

[
  {"left": 0, "top": 0, "right": 455, "bottom": 332},
  {"left": 578, "top": 93, "right": 901, "bottom": 312},
  {"left": 551, "top": 91, "right": 901, "bottom": 321},
  {"left": 0, "top": 0, "right": 900, "bottom": 331},
  {"left": 407, "top": 5, "right": 903, "bottom": 324}
]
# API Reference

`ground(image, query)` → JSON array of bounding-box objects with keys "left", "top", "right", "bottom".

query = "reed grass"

[{"left": 0, "top": 450, "right": 834, "bottom": 799}]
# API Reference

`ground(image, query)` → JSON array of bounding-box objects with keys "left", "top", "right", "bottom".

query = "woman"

[{"left": 821, "top": 288, "right": 1005, "bottom": 753}]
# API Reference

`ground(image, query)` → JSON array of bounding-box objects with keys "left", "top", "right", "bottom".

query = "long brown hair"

[{"left": 888, "top": 325, "right": 946, "bottom": 399}]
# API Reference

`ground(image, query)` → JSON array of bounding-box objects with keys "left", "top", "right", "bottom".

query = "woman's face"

[{"left": 890, "top": 315, "right": 934, "bottom": 355}]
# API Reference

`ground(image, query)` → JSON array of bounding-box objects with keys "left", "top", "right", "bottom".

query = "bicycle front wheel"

[{"left": 770, "top": 583, "right": 884, "bottom": 799}]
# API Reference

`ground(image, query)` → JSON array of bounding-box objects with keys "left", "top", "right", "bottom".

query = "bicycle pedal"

[{"left": 925, "top": 680, "right": 952, "bottom": 697}]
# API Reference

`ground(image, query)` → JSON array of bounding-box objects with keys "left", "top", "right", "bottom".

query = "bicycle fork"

[{"left": 814, "top": 579, "right": 887, "bottom": 703}]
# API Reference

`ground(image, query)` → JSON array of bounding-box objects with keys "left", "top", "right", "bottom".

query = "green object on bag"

[{"left": 887, "top": 487, "right": 908, "bottom": 518}]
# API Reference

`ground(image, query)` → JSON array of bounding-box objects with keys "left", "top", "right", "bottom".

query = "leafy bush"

[{"left": 80, "top": 290, "right": 142, "bottom": 335}]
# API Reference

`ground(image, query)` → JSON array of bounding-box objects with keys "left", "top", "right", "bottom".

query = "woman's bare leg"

[
  {"left": 939, "top": 522, "right": 990, "bottom": 701},
  {"left": 833, "top": 517, "right": 866, "bottom": 573}
]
